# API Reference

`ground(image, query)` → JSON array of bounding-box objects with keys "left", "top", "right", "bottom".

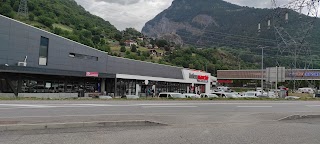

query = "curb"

[
  {"left": 0, "top": 120, "right": 166, "bottom": 132},
  {"left": 279, "top": 114, "right": 320, "bottom": 121}
]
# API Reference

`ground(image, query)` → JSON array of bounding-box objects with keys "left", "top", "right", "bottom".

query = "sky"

[{"left": 74, "top": 0, "right": 308, "bottom": 31}]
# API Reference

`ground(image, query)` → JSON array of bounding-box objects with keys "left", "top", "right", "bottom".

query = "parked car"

[
  {"left": 212, "top": 92, "right": 238, "bottom": 98},
  {"left": 217, "top": 86, "right": 231, "bottom": 92},
  {"left": 224, "top": 93, "right": 239, "bottom": 98},
  {"left": 239, "top": 91, "right": 259, "bottom": 98},
  {"left": 158, "top": 93, "right": 186, "bottom": 98},
  {"left": 200, "top": 93, "right": 219, "bottom": 98},
  {"left": 184, "top": 93, "right": 201, "bottom": 98},
  {"left": 212, "top": 92, "right": 227, "bottom": 98},
  {"left": 285, "top": 96, "right": 300, "bottom": 100},
  {"left": 261, "top": 91, "right": 277, "bottom": 98},
  {"left": 125, "top": 95, "right": 140, "bottom": 99},
  {"left": 99, "top": 96, "right": 113, "bottom": 99},
  {"left": 297, "top": 88, "right": 315, "bottom": 94}
]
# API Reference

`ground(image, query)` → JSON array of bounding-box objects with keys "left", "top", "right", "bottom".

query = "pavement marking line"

[
  {"left": 142, "top": 106, "right": 198, "bottom": 108},
  {"left": 0, "top": 104, "right": 53, "bottom": 108},
  {"left": 306, "top": 105, "right": 320, "bottom": 107},
  {"left": 237, "top": 106, "right": 273, "bottom": 108}
]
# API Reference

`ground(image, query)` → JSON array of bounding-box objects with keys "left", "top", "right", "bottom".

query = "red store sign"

[
  {"left": 189, "top": 73, "right": 209, "bottom": 82},
  {"left": 86, "top": 72, "right": 99, "bottom": 77}
]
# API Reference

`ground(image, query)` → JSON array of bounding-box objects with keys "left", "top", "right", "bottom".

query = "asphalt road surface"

[{"left": 1, "top": 100, "right": 320, "bottom": 144}]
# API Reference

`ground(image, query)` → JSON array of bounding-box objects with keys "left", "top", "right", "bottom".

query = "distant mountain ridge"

[{"left": 142, "top": 0, "right": 320, "bottom": 49}]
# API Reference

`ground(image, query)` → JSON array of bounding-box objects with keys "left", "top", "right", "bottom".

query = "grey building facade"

[{"left": 0, "top": 15, "right": 212, "bottom": 98}]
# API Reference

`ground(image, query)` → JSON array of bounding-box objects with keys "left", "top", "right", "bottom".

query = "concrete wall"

[
  {"left": 18, "top": 93, "right": 78, "bottom": 99},
  {"left": 0, "top": 93, "right": 16, "bottom": 98}
]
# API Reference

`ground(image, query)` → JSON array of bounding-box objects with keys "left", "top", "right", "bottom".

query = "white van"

[
  {"left": 158, "top": 93, "right": 186, "bottom": 98},
  {"left": 297, "top": 88, "right": 315, "bottom": 94},
  {"left": 217, "top": 86, "right": 231, "bottom": 92}
]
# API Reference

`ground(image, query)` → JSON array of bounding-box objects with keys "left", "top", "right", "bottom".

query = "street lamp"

[{"left": 258, "top": 45, "right": 267, "bottom": 91}]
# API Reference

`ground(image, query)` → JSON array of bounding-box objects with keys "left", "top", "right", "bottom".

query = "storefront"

[{"left": 0, "top": 15, "right": 216, "bottom": 98}]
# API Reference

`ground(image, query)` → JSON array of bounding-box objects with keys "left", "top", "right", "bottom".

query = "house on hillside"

[
  {"left": 124, "top": 40, "right": 137, "bottom": 47},
  {"left": 147, "top": 44, "right": 153, "bottom": 49},
  {"left": 149, "top": 49, "right": 158, "bottom": 56}
]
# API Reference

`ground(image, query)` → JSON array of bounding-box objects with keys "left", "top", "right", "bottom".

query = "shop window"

[
  {"left": 39, "top": 36, "right": 49, "bottom": 66},
  {"left": 69, "top": 53, "right": 98, "bottom": 61}
]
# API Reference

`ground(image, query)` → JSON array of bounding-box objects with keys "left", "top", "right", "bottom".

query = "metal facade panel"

[
  {"left": 106, "top": 56, "right": 184, "bottom": 79},
  {"left": 0, "top": 15, "right": 184, "bottom": 79}
]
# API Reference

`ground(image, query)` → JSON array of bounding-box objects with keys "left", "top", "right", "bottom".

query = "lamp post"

[{"left": 259, "top": 46, "right": 267, "bottom": 91}]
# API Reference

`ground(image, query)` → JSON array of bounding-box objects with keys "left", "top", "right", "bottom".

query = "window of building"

[
  {"left": 39, "top": 36, "right": 49, "bottom": 66},
  {"left": 69, "top": 53, "right": 98, "bottom": 61}
]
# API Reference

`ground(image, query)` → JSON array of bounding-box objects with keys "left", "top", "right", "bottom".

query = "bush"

[
  {"left": 38, "top": 16, "right": 54, "bottom": 27},
  {"left": 120, "top": 46, "right": 126, "bottom": 52},
  {"left": 125, "top": 51, "right": 130, "bottom": 55},
  {"left": 29, "top": 13, "right": 35, "bottom": 21},
  {"left": 131, "top": 44, "right": 137, "bottom": 52}
]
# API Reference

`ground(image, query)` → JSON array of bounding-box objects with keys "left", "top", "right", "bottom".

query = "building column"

[
  {"left": 101, "top": 78, "right": 106, "bottom": 94},
  {"left": 205, "top": 83, "right": 210, "bottom": 94},
  {"left": 114, "top": 78, "right": 117, "bottom": 97}
]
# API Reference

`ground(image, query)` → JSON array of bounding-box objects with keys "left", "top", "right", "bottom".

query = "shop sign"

[
  {"left": 304, "top": 72, "right": 320, "bottom": 77},
  {"left": 86, "top": 72, "right": 99, "bottom": 77},
  {"left": 218, "top": 80, "right": 233, "bottom": 84},
  {"left": 289, "top": 71, "right": 320, "bottom": 77},
  {"left": 189, "top": 73, "right": 209, "bottom": 82}
]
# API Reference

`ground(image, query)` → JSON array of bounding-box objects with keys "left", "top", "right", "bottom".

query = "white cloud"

[
  {"left": 74, "top": 0, "right": 319, "bottom": 31},
  {"left": 75, "top": 0, "right": 173, "bottom": 31}
]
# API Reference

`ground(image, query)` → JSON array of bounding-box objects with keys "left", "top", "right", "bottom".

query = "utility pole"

[
  {"left": 18, "top": 0, "right": 28, "bottom": 18},
  {"left": 260, "top": 46, "right": 264, "bottom": 91}
]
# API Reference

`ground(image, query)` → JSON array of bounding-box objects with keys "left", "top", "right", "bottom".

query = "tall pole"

[
  {"left": 276, "top": 66, "right": 278, "bottom": 90},
  {"left": 261, "top": 46, "right": 264, "bottom": 91}
]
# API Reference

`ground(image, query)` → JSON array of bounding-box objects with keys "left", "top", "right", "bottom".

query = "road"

[{"left": 0, "top": 100, "right": 320, "bottom": 144}]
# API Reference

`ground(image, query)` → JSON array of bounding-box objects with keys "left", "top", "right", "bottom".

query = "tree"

[
  {"left": 156, "top": 39, "right": 169, "bottom": 48},
  {"left": 114, "top": 33, "right": 122, "bottom": 41},
  {"left": 0, "top": 3, "right": 15, "bottom": 18},
  {"left": 137, "top": 50, "right": 141, "bottom": 56},
  {"left": 38, "top": 16, "right": 54, "bottom": 27},
  {"left": 120, "top": 46, "right": 126, "bottom": 52},
  {"left": 164, "top": 45, "right": 171, "bottom": 51},
  {"left": 131, "top": 44, "right": 137, "bottom": 52}
]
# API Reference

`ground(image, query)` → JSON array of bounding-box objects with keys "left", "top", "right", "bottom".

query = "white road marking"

[
  {"left": 237, "top": 105, "right": 273, "bottom": 108},
  {"left": 306, "top": 105, "right": 320, "bottom": 107},
  {"left": 142, "top": 106, "right": 198, "bottom": 108},
  {"left": 0, "top": 102, "right": 303, "bottom": 110}
]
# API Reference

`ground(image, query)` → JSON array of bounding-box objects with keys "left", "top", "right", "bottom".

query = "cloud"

[
  {"left": 93, "top": 0, "right": 140, "bottom": 5},
  {"left": 75, "top": 0, "right": 173, "bottom": 31},
  {"left": 225, "top": 0, "right": 290, "bottom": 8}
]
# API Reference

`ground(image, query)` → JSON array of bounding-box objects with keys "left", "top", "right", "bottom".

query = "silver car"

[
  {"left": 201, "top": 93, "right": 219, "bottom": 98},
  {"left": 158, "top": 93, "right": 186, "bottom": 98}
]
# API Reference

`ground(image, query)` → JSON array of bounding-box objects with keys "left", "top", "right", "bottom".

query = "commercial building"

[
  {"left": 217, "top": 69, "right": 320, "bottom": 87},
  {"left": 0, "top": 15, "right": 216, "bottom": 98},
  {"left": 218, "top": 69, "right": 320, "bottom": 81}
]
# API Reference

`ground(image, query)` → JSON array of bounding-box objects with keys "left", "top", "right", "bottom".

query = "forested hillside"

[{"left": 0, "top": 0, "right": 120, "bottom": 52}]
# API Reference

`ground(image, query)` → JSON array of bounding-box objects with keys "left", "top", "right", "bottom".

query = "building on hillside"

[
  {"left": 124, "top": 40, "right": 137, "bottom": 47},
  {"left": 0, "top": 15, "right": 217, "bottom": 98}
]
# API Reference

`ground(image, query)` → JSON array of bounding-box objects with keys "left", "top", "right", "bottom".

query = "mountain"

[
  {"left": 0, "top": 0, "right": 120, "bottom": 52},
  {"left": 142, "top": 0, "right": 320, "bottom": 50}
]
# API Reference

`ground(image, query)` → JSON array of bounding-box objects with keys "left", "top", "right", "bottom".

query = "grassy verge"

[{"left": 1, "top": 97, "right": 320, "bottom": 101}]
